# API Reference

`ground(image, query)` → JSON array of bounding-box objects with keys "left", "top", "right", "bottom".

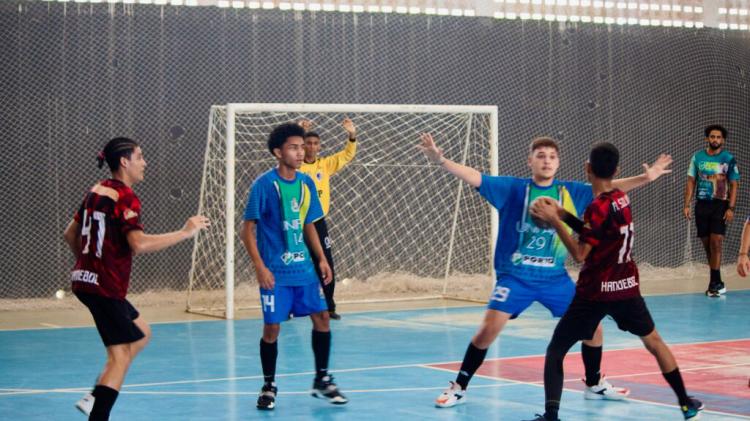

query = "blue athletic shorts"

[
  {"left": 259, "top": 283, "right": 328, "bottom": 324},
  {"left": 487, "top": 274, "right": 576, "bottom": 319}
]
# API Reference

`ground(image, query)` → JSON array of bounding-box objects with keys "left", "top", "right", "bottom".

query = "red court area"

[{"left": 430, "top": 339, "right": 750, "bottom": 416}]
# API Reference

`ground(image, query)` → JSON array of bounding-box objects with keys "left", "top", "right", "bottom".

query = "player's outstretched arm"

[
  {"left": 612, "top": 154, "right": 673, "bottom": 193},
  {"left": 323, "top": 118, "right": 358, "bottom": 174},
  {"left": 240, "top": 220, "right": 275, "bottom": 289},
  {"left": 127, "top": 215, "right": 209, "bottom": 255},
  {"left": 341, "top": 117, "right": 356, "bottom": 140},
  {"left": 737, "top": 219, "right": 750, "bottom": 277},
  {"left": 63, "top": 219, "right": 82, "bottom": 257},
  {"left": 418, "top": 133, "right": 481, "bottom": 188},
  {"left": 304, "top": 222, "right": 332, "bottom": 284},
  {"left": 531, "top": 198, "right": 592, "bottom": 262}
]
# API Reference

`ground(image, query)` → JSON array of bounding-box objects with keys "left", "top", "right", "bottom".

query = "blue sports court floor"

[{"left": 2, "top": 291, "right": 749, "bottom": 420}]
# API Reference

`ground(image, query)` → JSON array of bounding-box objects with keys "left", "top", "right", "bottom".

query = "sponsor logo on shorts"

[
  {"left": 601, "top": 276, "right": 638, "bottom": 293},
  {"left": 71, "top": 270, "right": 99, "bottom": 285}
]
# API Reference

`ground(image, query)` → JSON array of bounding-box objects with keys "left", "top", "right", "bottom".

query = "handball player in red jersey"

[
  {"left": 525, "top": 143, "right": 704, "bottom": 421},
  {"left": 63, "top": 137, "right": 209, "bottom": 421}
]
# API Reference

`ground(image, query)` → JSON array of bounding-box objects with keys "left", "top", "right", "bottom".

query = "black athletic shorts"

[
  {"left": 552, "top": 295, "right": 655, "bottom": 342},
  {"left": 695, "top": 199, "right": 729, "bottom": 237},
  {"left": 75, "top": 292, "right": 145, "bottom": 347}
]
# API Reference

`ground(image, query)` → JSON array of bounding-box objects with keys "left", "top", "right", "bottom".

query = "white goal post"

[{"left": 188, "top": 103, "right": 499, "bottom": 319}]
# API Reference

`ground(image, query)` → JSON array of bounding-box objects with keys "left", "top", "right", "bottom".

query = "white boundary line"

[{"left": 3, "top": 349, "right": 749, "bottom": 419}]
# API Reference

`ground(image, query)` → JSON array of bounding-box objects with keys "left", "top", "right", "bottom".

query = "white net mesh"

[{"left": 187, "top": 104, "right": 498, "bottom": 317}]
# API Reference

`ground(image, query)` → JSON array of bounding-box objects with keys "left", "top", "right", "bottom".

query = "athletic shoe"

[
  {"left": 523, "top": 414, "right": 560, "bottom": 421},
  {"left": 256, "top": 382, "right": 277, "bottom": 410},
  {"left": 681, "top": 397, "right": 704, "bottom": 420},
  {"left": 329, "top": 311, "right": 341, "bottom": 320},
  {"left": 706, "top": 280, "right": 727, "bottom": 297},
  {"left": 435, "top": 381, "right": 466, "bottom": 408},
  {"left": 583, "top": 376, "right": 630, "bottom": 400},
  {"left": 311, "top": 375, "right": 348, "bottom": 404},
  {"left": 715, "top": 281, "right": 727, "bottom": 295},
  {"left": 75, "top": 392, "right": 95, "bottom": 416}
]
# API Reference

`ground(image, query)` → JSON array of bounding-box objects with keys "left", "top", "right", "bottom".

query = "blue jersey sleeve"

[
  {"left": 477, "top": 175, "right": 516, "bottom": 210},
  {"left": 243, "top": 177, "right": 265, "bottom": 221},
  {"left": 302, "top": 175, "right": 324, "bottom": 224},
  {"left": 562, "top": 180, "right": 594, "bottom": 215}
]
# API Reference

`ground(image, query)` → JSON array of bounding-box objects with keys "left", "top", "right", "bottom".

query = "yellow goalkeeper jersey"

[{"left": 299, "top": 140, "right": 357, "bottom": 216}]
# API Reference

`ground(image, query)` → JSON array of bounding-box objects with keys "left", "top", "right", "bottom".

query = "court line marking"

[
  {"left": 4, "top": 288, "right": 749, "bottom": 332},
  {"left": 3, "top": 381, "right": 748, "bottom": 419},
  {"left": 3, "top": 338, "right": 748, "bottom": 392},
  {"left": 3, "top": 353, "right": 749, "bottom": 419}
]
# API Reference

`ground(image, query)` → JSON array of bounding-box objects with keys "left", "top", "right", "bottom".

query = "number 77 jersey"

[
  {"left": 577, "top": 188, "right": 641, "bottom": 301},
  {"left": 71, "top": 179, "right": 144, "bottom": 299}
]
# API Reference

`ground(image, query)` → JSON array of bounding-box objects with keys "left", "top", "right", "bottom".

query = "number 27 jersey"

[
  {"left": 71, "top": 179, "right": 144, "bottom": 299},
  {"left": 577, "top": 189, "right": 640, "bottom": 301}
]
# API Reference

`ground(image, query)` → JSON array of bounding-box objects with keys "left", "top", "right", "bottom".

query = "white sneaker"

[
  {"left": 583, "top": 377, "right": 630, "bottom": 400},
  {"left": 435, "top": 381, "right": 466, "bottom": 408},
  {"left": 75, "top": 392, "right": 95, "bottom": 416}
]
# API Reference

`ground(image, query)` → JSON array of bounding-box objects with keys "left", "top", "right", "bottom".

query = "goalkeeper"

[{"left": 298, "top": 118, "right": 357, "bottom": 320}]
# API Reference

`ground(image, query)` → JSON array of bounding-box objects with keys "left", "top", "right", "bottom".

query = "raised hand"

[
  {"left": 417, "top": 133, "right": 445, "bottom": 165},
  {"left": 643, "top": 154, "right": 673, "bottom": 181},
  {"left": 298, "top": 119, "right": 314, "bottom": 133},
  {"left": 342, "top": 118, "right": 356, "bottom": 138}
]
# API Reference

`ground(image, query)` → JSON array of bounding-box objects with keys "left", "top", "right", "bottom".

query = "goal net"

[{"left": 187, "top": 104, "right": 499, "bottom": 318}]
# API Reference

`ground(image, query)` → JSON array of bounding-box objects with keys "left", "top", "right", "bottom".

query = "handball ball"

[{"left": 530, "top": 198, "right": 553, "bottom": 229}]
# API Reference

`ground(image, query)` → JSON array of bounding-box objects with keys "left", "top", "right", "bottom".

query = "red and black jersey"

[
  {"left": 577, "top": 188, "right": 640, "bottom": 301},
  {"left": 71, "top": 179, "right": 144, "bottom": 299}
]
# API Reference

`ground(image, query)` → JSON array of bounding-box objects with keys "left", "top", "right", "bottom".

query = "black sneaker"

[
  {"left": 705, "top": 281, "right": 719, "bottom": 297},
  {"left": 329, "top": 311, "right": 341, "bottom": 320},
  {"left": 681, "top": 396, "right": 704, "bottom": 420},
  {"left": 256, "top": 382, "right": 277, "bottom": 410},
  {"left": 715, "top": 281, "right": 727, "bottom": 295},
  {"left": 311, "top": 375, "right": 348, "bottom": 404}
]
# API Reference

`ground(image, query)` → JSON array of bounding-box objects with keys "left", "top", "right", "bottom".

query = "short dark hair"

[
  {"left": 704, "top": 124, "right": 728, "bottom": 139},
  {"left": 268, "top": 123, "right": 306, "bottom": 154},
  {"left": 589, "top": 142, "right": 619, "bottom": 179},
  {"left": 98, "top": 137, "right": 139, "bottom": 171},
  {"left": 529, "top": 136, "right": 560, "bottom": 154},
  {"left": 304, "top": 131, "right": 321, "bottom": 140}
]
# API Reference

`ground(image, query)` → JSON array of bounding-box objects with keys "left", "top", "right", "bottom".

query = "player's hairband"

[{"left": 97, "top": 151, "right": 105, "bottom": 160}]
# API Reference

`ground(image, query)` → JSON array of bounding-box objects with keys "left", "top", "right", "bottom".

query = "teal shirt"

[{"left": 687, "top": 149, "right": 739, "bottom": 201}]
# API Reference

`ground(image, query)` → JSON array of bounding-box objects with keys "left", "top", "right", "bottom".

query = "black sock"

[
  {"left": 581, "top": 343, "right": 602, "bottom": 386},
  {"left": 455, "top": 342, "right": 488, "bottom": 390},
  {"left": 90, "top": 385, "right": 118, "bottom": 421},
  {"left": 312, "top": 330, "right": 331, "bottom": 380},
  {"left": 710, "top": 269, "right": 721, "bottom": 285},
  {"left": 663, "top": 368, "right": 690, "bottom": 406},
  {"left": 260, "top": 338, "right": 278, "bottom": 384}
]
